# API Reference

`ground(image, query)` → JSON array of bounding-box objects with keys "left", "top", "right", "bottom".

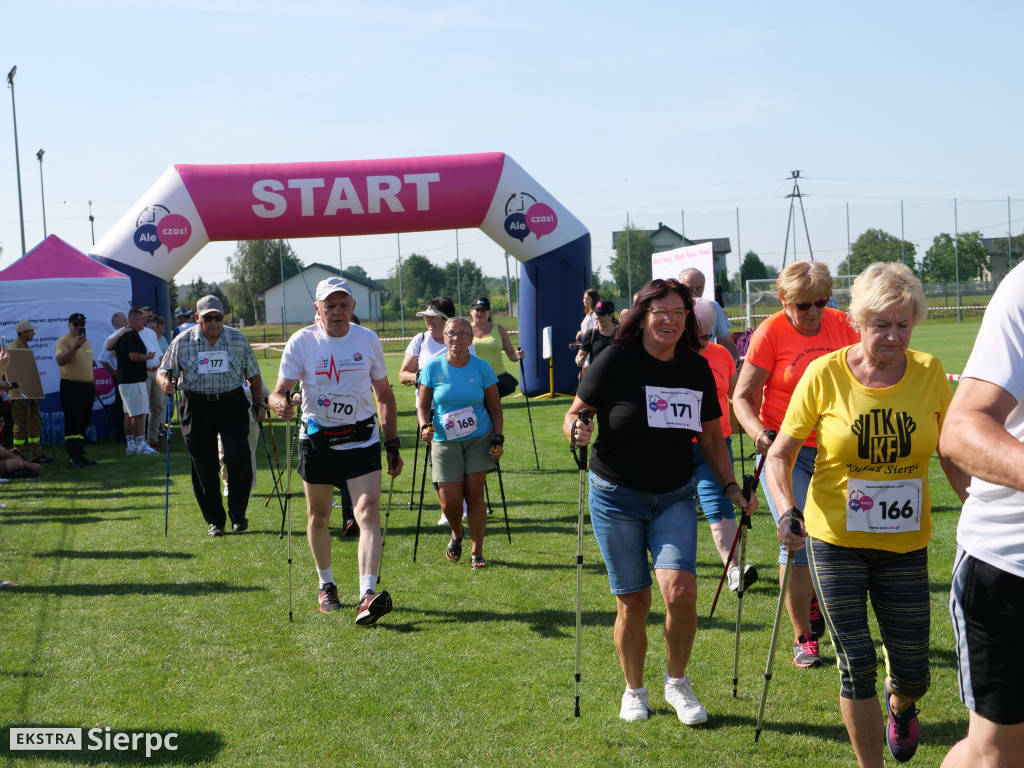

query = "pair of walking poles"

[
  {"left": 709, "top": 431, "right": 797, "bottom": 741},
  {"left": 409, "top": 434, "right": 512, "bottom": 562}
]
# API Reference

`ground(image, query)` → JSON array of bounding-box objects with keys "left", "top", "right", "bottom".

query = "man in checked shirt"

[{"left": 157, "top": 295, "right": 265, "bottom": 537}]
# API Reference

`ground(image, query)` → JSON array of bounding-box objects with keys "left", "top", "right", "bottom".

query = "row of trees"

[
  {"left": 383, "top": 253, "right": 512, "bottom": 317},
  {"left": 173, "top": 239, "right": 515, "bottom": 326},
  {"left": 603, "top": 224, "right": 1000, "bottom": 298}
]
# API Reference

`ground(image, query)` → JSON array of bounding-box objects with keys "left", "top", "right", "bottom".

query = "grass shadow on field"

[
  {"left": 409, "top": 606, "right": 618, "bottom": 638},
  {"left": 1, "top": 725, "right": 222, "bottom": 764},
  {"left": 8, "top": 582, "right": 266, "bottom": 598},
  {"left": 0, "top": 516, "right": 117, "bottom": 527},
  {"left": 32, "top": 550, "right": 197, "bottom": 561}
]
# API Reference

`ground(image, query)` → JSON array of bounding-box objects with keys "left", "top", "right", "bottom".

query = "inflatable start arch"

[{"left": 91, "top": 152, "right": 590, "bottom": 395}]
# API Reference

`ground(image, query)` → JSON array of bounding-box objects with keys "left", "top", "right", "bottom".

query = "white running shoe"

[
  {"left": 136, "top": 442, "right": 159, "bottom": 456},
  {"left": 437, "top": 513, "right": 448, "bottom": 526},
  {"left": 619, "top": 687, "right": 653, "bottom": 722},
  {"left": 125, "top": 443, "right": 137, "bottom": 456},
  {"left": 728, "top": 566, "right": 741, "bottom": 592},
  {"left": 664, "top": 675, "right": 707, "bottom": 725}
]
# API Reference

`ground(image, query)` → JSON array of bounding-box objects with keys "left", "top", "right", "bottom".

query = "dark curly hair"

[{"left": 613, "top": 278, "right": 700, "bottom": 351}]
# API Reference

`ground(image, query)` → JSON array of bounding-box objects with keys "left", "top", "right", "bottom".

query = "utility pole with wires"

[{"left": 781, "top": 170, "right": 815, "bottom": 266}]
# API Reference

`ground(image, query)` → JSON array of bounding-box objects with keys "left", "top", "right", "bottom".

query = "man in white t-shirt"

[
  {"left": 940, "top": 260, "right": 1024, "bottom": 767},
  {"left": 269, "top": 277, "right": 403, "bottom": 626}
]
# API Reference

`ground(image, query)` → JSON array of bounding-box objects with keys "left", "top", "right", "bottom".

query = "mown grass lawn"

[{"left": 1, "top": 318, "right": 980, "bottom": 767}]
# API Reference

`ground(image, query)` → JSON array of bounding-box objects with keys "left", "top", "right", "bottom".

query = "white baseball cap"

[{"left": 315, "top": 277, "right": 353, "bottom": 301}]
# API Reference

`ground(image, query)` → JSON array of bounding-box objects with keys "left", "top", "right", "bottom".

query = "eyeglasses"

[
  {"left": 792, "top": 298, "right": 829, "bottom": 311},
  {"left": 203, "top": 315, "right": 225, "bottom": 322},
  {"left": 647, "top": 307, "right": 688, "bottom": 319},
  {"left": 698, "top": 334, "right": 712, "bottom": 343},
  {"left": 444, "top": 331, "right": 470, "bottom": 340}
]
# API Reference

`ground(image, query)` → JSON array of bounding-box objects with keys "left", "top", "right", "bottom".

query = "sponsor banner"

[{"left": 651, "top": 242, "right": 716, "bottom": 294}]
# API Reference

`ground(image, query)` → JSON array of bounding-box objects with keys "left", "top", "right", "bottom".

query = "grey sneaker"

[
  {"left": 619, "top": 687, "right": 653, "bottom": 722},
  {"left": 664, "top": 675, "right": 708, "bottom": 725},
  {"left": 793, "top": 633, "right": 824, "bottom": 668}
]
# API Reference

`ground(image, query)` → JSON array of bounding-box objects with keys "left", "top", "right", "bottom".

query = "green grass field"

[{"left": 1, "top": 318, "right": 982, "bottom": 767}]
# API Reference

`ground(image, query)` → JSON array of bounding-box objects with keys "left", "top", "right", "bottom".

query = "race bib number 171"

[{"left": 645, "top": 386, "right": 702, "bottom": 430}]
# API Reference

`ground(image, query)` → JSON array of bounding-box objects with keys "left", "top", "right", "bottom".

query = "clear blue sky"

[{"left": 3, "top": 0, "right": 1023, "bottom": 291}]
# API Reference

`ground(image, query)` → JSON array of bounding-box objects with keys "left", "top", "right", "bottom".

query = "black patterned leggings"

[{"left": 807, "top": 538, "right": 931, "bottom": 700}]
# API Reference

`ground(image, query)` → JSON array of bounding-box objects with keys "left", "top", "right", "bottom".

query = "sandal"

[
  {"left": 471, "top": 556, "right": 487, "bottom": 570},
  {"left": 446, "top": 534, "right": 464, "bottom": 563}
]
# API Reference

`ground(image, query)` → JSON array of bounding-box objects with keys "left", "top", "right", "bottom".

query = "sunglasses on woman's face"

[{"left": 792, "top": 298, "right": 829, "bottom": 311}]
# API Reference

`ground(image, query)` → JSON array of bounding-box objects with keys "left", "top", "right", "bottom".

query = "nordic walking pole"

[
  {"left": 257, "top": 419, "right": 286, "bottom": 518},
  {"left": 755, "top": 517, "right": 802, "bottom": 741},
  {"left": 710, "top": 436, "right": 773, "bottom": 618},
  {"left": 263, "top": 410, "right": 284, "bottom": 508},
  {"left": 285, "top": 414, "right": 295, "bottom": 623},
  {"left": 732, "top": 471, "right": 758, "bottom": 698},
  {"left": 377, "top": 473, "right": 395, "bottom": 583},
  {"left": 413, "top": 440, "right": 431, "bottom": 562},
  {"left": 518, "top": 349, "right": 540, "bottom": 470},
  {"left": 408, "top": 418, "right": 420, "bottom": 510},
  {"left": 494, "top": 460, "right": 511, "bottom": 544},
  {"left": 163, "top": 378, "right": 176, "bottom": 537},
  {"left": 279, "top": 410, "right": 301, "bottom": 539},
  {"left": 571, "top": 408, "right": 591, "bottom": 717}
]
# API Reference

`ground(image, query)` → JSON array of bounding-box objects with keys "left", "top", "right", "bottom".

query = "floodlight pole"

[
  {"left": 36, "top": 149, "right": 47, "bottom": 238},
  {"left": 396, "top": 233, "right": 405, "bottom": 337},
  {"left": 781, "top": 170, "right": 814, "bottom": 267},
  {"left": 88, "top": 200, "right": 96, "bottom": 245},
  {"left": 7, "top": 66, "right": 27, "bottom": 256},
  {"left": 455, "top": 229, "right": 462, "bottom": 315}
]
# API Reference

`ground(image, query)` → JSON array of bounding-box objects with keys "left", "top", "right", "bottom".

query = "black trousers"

[
  {"left": 60, "top": 379, "right": 95, "bottom": 442},
  {"left": 179, "top": 389, "right": 253, "bottom": 528}
]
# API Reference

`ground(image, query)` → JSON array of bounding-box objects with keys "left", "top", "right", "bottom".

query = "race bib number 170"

[{"left": 645, "top": 386, "right": 702, "bottom": 430}]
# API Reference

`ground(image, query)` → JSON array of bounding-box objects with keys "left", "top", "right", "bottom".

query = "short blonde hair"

[
  {"left": 847, "top": 262, "right": 927, "bottom": 329},
  {"left": 776, "top": 261, "right": 833, "bottom": 305}
]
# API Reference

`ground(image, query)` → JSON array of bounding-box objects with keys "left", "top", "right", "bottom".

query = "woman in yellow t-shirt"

[{"left": 765, "top": 262, "right": 969, "bottom": 767}]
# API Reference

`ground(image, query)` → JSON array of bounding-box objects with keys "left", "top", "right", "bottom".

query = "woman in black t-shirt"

[
  {"left": 563, "top": 278, "right": 757, "bottom": 725},
  {"left": 575, "top": 299, "right": 616, "bottom": 378}
]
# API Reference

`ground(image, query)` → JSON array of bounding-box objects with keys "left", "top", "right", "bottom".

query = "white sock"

[
  {"left": 317, "top": 567, "right": 333, "bottom": 587},
  {"left": 626, "top": 686, "right": 647, "bottom": 695},
  {"left": 665, "top": 675, "right": 686, "bottom": 685},
  {"left": 127, "top": 435, "right": 137, "bottom": 449},
  {"left": 360, "top": 574, "right": 376, "bottom": 596}
]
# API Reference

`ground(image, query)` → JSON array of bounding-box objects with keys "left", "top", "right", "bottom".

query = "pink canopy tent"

[{"left": 0, "top": 236, "right": 132, "bottom": 435}]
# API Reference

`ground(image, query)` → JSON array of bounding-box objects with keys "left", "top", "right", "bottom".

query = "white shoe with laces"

[
  {"left": 664, "top": 675, "right": 708, "bottom": 725},
  {"left": 136, "top": 442, "right": 159, "bottom": 456},
  {"left": 728, "top": 566, "right": 741, "bottom": 592},
  {"left": 619, "top": 687, "right": 653, "bottom": 722}
]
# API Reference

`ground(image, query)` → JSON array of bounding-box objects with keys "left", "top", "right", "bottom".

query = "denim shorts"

[
  {"left": 692, "top": 435, "right": 734, "bottom": 524},
  {"left": 764, "top": 443, "right": 816, "bottom": 566},
  {"left": 588, "top": 471, "right": 698, "bottom": 595}
]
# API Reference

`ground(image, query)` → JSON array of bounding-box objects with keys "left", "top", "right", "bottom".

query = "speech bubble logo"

[
  {"left": 133, "top": 224, "right": 161, "bottom": 256},
  {"left": 858, "top": 496, "right": 874, "bottom": 511},
  {"left": 504, "top": 212, "right": 529, "bottom": 242},
  {"left": 525, "top": 203, "right": 557, "bottom": 240},
  {"left": 156, "top": 214, "right": 192, "bottom": 254},
  {"left": 317, "top": 394, "right": 331, "bottom": 408}
]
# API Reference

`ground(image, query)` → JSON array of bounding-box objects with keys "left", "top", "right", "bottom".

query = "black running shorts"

[{"left": 950, "top": 548, "right": 1024, "bottom": 725}]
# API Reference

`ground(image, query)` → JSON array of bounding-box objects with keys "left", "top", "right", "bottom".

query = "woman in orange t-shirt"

[{"left": 734, "top": 261, "right": 860, "bottom": 669}]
